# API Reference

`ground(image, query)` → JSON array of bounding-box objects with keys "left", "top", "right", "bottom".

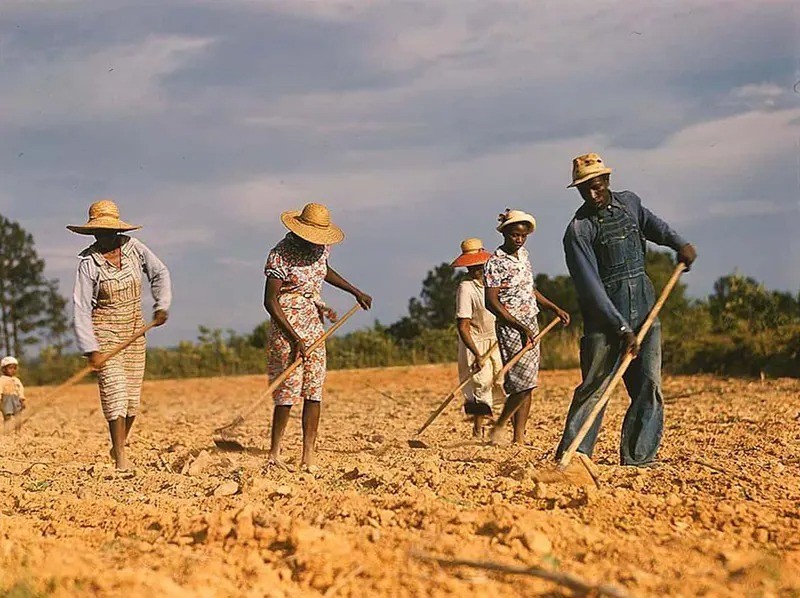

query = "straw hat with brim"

[
  {"left": 67, "top": 199, "right": 141, "bottom": 235},
  {"left": 451, "top": 238, "right": 492, "bottom": 268},
  {"left": 281, "top": 203, "right": 344, "bottom": 245},
  {"left": 497, "top": 209, "right": 536, "bottom": 233},
  {"left": 568, "top": 152, "right": 612, "bottom": 188}
]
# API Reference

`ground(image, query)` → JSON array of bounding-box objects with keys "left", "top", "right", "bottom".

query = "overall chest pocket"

[
  {"left": 598, "top": 221, "right": 640, "bottom": 268},
  {"left": 97, "top": 267, "right": 140, "bottom": 305}
]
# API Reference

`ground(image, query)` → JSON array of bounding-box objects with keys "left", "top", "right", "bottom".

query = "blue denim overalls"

[{"left": 556, "top": 198, "right": 664, "bottom": 466}]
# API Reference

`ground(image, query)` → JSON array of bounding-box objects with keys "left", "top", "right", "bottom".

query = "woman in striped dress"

[{"left": 70, "top": 200, "right": 171, "bottom": 470}]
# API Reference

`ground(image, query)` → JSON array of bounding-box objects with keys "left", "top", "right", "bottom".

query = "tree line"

[
  {"left": 2, "top": 213, "right": 797, "bottom": 384},
  {"left": 0, "top": 215, "right": 70, "bottom": 358}
]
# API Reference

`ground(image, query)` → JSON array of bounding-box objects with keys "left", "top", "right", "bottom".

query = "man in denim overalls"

[{"left": 555, "top": 153, "right": 697, "bottom": 467}]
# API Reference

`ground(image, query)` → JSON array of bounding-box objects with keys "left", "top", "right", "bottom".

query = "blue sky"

[{"left": 1, "top": 1, "right": 798, "bottom": 346}]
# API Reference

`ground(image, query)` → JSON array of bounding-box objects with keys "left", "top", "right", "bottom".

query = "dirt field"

[{"left": 1, "top": 365, "right": 798, "bottom": 597}]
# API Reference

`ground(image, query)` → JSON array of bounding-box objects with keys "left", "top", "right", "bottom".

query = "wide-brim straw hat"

[
  {"left": 451, "top": 238, "right": 492, "bottom": 268},
  {"left": 67, "top": 199, "right": 141, "bottom": 235},
  {"left": 281, "top": 203, "right": 344, "bottom": 245},
  {"left": 568, "top": 152, "right": 612, "bottom": 188},
  {"left": 496, "top": 209, "right": 536, "bottom": 233}
]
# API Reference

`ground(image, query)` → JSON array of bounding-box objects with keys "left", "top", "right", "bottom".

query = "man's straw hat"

[
  {"left": 451, "top": 238, "right": 492, "bottom": 268},
  {"left": 281, "top": 203, "right": 344, "bottom": 245},
  {"left": 568, "top": 152, "right": 612, "bottom": 188},
  {"left": 496, "top": 209, "right": 536, "bottom": 233},
  {"left": 67, "top": 200, "right": 142, "bottom": 235}
]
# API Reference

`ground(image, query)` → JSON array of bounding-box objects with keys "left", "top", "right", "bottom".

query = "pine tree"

[{"left": 0, "top": 215, "right": 71, "bottom": 356}]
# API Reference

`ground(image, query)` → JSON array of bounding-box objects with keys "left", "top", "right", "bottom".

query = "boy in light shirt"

[
  {"left": 1, "top": 356, "right": 26, "bottom": 434},
  {"left": 452, "top": 238, "right": 505, "bottom": 438}
]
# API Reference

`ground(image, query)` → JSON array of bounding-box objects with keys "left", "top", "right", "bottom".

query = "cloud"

[
  {"left": 610, "top": 106, "right": 800, "bottom": 221},
  {"left": 726, "top": 82, "right": 793, "bottom": 110},
  {"left": 1, "top": 0, "right": 797, "bottom": 346},
  {"left": 0, "top": 35, "right": 213, "bottom": 125}
]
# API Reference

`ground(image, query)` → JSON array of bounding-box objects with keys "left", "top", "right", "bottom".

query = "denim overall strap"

[
  {"left": 592, "top": 197, "right": 646, "bottom": 287},
  {"left": 557, "top": 194, "right": 664, "bottom": 466},
  {"left": 588, "top": 196, "right": 657, "bottom": 333}
]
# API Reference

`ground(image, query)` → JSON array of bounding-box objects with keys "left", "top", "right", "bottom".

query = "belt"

[
  {"left": 279, "top": 291, "right": 327, "bottom": 310},
  {"left": 471, "top": 331, "right": 497, "bottom": 342}
]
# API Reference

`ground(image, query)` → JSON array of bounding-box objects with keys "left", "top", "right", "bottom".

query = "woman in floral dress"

[
  {"left": 69, "top": 200, "right": 171, "bottom": 470},
  {"left": 264, "top": 203, "right": 371, "bottom": 471},
  {"left": 484, "top": 209, "right": 570, "bottom": 445}
]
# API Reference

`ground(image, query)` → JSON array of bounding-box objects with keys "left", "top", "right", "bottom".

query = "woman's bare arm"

[
  {"left": 533, "top": 290, "right": 571, "bottom": 326},
  {"left": 325, "top": 266, "right": 372, "bottom": 309},
  {"left": 264, "top": 277, "right": 306, "bottom": 358},
  {"left": 457, "top": 318, "right": 481, "bottom": 359}
]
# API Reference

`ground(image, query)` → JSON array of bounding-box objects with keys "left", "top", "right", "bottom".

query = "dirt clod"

[
  {"left": 1, "top": 366, "right": 797, "bottom": 597},
  {"left": 213, "top": 481, "right": 239, "bottom": 497}
]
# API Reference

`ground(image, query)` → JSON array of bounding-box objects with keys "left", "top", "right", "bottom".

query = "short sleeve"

[
  {"left": 15, "top": 378, "right": 24, "bottom": 398},
  {"left": 264, "top": 248, "right": 288, "bottom": 280},
  {"left": 484, "top": 257, "right": 502, "bottom": 288},
  {"left": 455, "top": 282, "right": 474, "bottom": 319}
]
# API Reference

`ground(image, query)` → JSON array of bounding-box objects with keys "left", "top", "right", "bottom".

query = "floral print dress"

[
  {"left": 484, "top": 246, "right": 541, "bottom": 395},
  {"left": 265, "top": 233, "right": 330, "bottom": 405}
]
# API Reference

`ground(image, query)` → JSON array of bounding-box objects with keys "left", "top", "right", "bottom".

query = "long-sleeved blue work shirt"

[
  {"left": 563, "top": 190, "right": 687, "bottom": 335},
  {"left": 72, "top": 235, "right": 172, "bottom": 354}
]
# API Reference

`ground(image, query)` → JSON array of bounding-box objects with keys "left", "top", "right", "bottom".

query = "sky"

[{"left": 1, "top": 0, "right": 799, "bottom": 347}]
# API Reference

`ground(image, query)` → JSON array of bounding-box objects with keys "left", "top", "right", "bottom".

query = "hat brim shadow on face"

[
  {"left": 497, "top": 219, "right": 536, "bottom": 234},
  {"left": 451, "top": 251, "right": 492, "bottom": 268},
  {"left": 567, "top": 168, "right": 612, "bottom": 188},
  {"left": 280, "top": 211, "right": 345, "bottom": 245}
]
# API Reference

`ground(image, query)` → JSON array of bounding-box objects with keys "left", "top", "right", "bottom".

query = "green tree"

[
  {"left": 41, "top": 279, "right": 71, "bottom": 354},
  {"left": 535, "top": 273, "right": 581, "bottom": 327},
  {"left": 644, "top": 250, "right": 696, "bottom": 336},
  {"left": 709, "top": 272, "right": 799, "bottom": 333},
  {"left": 645, "top": 251, "right": 689, "bottom": 308},
  {"left": 388, "top": 262, "right": 464, "bottom": 341},
  {"left": 248, "top": 320, "right": 271, "bottom": 349},
  {"left": 0, "top": 215, "right": 71, "bottom": 356}
]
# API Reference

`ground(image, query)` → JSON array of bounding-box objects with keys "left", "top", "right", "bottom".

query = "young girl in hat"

[
  {"left": 69, "top": 200, "right": 172, "bottom": 470},
  {"left": 452, "top": 238, "right": 505, "bottom": 438},
  {"left": 264, "top": 203, "right": 372, "bottom": 472},
  {"left": 1, "top": 357, "right": 26, "bottom": 434},
  {"left": 484, "top": 209, "right": 570, "bottom": 445}
]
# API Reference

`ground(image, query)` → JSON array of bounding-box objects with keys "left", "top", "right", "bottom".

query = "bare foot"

[
  {"left": 486, "top": 426, "right": 506, "bottom": 446},
  {"left": 267, "top": 454, "right": 294, "bottom": 472},
  {"left": 115, "top": 456, "right": 132, "bottom": 471},
  {"left": 301, "top": 449, "right": 315, "bottom": 470},
  {"left": 300, "top": 463, "right": 320, "bottom": 474}
]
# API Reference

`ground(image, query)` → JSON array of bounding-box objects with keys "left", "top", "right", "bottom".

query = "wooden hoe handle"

[
  {"left": 416, "top": 316, "right": 561, "bottom": 437},
  {"left": 490, "top": 317, "right": 561, "bottom": 388},
  {"left": 557, "top": 263, "right": 687, "bottom": 470},
  {"left": 215, "top": 303, "right": 361, "bottom": 434},
  {"left": 19, "top": 320, "right": 158, "bottom": 426},
  {"left": 415, "top": 341, "right": 499, "bottom": 436}
]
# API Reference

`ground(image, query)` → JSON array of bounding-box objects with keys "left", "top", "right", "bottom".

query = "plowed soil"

[{"left": 1, "top": 365, "right": 799, "bottom": 597}]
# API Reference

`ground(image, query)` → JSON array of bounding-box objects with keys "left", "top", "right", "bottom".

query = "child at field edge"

[{"left": 1, "top": 356, "right": 26, "bottom": 434}]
